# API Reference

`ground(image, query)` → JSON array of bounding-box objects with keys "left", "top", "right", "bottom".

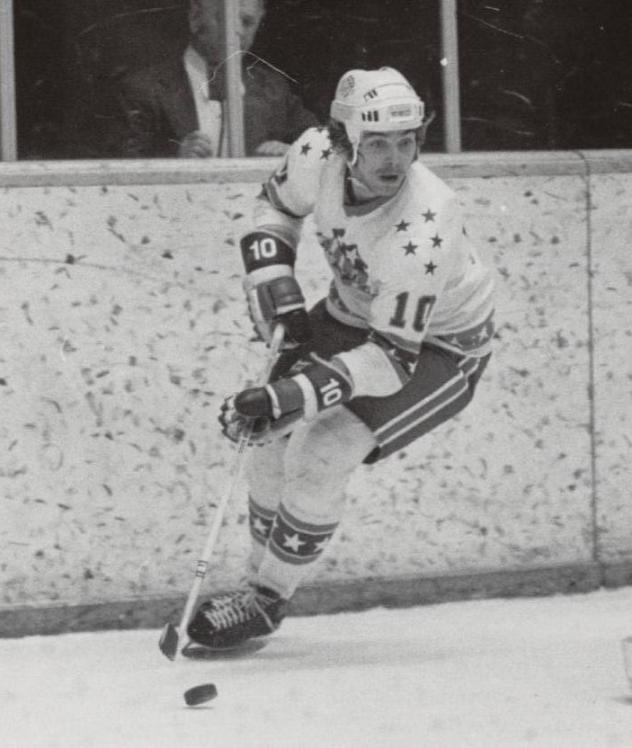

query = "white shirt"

[{"left": 183, "top": 46, "right": 226, "bottom": 157}]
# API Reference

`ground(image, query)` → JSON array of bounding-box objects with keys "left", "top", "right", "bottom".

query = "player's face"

[
  {"left": 235, "top": 0, "right": 265, "bottom": 51},
  {"left": 192, "top": 0, "right": 264, "bottom": 63},
  {"left": 352, "top": 130, "right": 417, "bottom": 198}
]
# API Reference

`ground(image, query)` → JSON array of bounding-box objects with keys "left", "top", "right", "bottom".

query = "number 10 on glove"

[{"left": 219, "top": 354, "right": 354, "bottom": 444}]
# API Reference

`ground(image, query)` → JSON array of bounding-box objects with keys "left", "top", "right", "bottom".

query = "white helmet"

[{"left": 330, "top": 67, "right": 425, "bottom": 159}]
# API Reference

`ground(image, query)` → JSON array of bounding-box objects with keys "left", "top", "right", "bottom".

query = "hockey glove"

[
  {"left": 218, "top": 394, "right": 273, "bottom": 445},
  {"left": 244, "top": 274, "right": 311, "bottom": 350},
  {"left": 218, "top": 355, "right": 353, "bottom": 444}
]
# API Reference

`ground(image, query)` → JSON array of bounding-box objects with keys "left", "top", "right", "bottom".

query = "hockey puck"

[{"left": 183, "top": 683, "right": 218, "bottom": 706}]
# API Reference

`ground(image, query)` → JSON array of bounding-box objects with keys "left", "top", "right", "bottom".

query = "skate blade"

[{"left": 181, "top": 638, "right": 268, "bottom": 659}]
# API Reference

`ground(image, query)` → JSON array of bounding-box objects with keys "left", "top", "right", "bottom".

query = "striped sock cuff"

[
  {"left": 268, "top": 504, "right": 338, "bottom": 566},
  {"left": 249, "top": 496, "right": 277, "bottom": 546}
]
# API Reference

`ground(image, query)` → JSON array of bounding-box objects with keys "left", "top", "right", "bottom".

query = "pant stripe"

[{"left": 375, "top": 357, "right": 481, "bottom": 447}]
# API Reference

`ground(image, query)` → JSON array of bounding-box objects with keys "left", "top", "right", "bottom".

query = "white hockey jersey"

[{"left": 251, "top": 127, "right": 495, "bottom": 395}]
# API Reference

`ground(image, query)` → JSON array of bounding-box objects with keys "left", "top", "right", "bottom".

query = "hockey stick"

[{"left": 158, "top": 324, "right": 285, "bottom": 660}]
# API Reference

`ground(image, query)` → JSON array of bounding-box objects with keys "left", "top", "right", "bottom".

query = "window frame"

[
  {"left": 221, "top": 0, "right": 246, "bottom": 157},
  {"left": 440, "top": 0, "right": 461, "bottom": 153},
  {"left": 0, "top": 0, "right": 17, "bottom": 161},
  {"left": 0, "top": 0, "right": 462, "bottom": 162}
]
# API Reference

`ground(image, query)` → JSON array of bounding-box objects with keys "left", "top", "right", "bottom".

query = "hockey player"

[{"left": 188, "top": 67, "right": 495, "bottom": 650}]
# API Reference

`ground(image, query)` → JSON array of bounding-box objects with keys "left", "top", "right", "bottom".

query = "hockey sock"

[
  {"left": 255, "top": 503, "right": 339, "bottom": 598},
  {"left": 244, "top": 435, "right": 289, "bottom": 577},
  {"left": 255, "top": 407, "right": 377, "bottom": 599},
  {"left": 247, "top": 495, "right": 276, "bottom": 576}
]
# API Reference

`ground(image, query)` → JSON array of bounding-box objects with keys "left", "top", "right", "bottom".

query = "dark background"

[{"left": 13, "top": 0, "right": 632, "bottom": 158}]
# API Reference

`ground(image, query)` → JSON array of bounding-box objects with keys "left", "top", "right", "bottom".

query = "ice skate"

[{"left": 187, "top": 584, "right": 287, "bottom": 651}]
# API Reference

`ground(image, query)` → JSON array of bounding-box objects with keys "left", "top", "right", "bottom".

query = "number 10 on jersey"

[{"left": 389, "top": 293, "right": 436, "bottom": 332}]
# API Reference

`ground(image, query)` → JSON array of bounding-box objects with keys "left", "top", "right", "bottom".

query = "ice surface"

[{"left": 3, "top": 587, "right": 632, "bottom": 748}]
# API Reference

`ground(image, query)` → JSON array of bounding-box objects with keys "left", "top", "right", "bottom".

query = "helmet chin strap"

[
  {"left": 348, "top": 136, "right": 360, "bottom": 167},
  {"left": 346, "top": 162, "right": 382, "bottom": 203},
  {"left": 346, "top": 148, "right": 367, "bottom": 190}
]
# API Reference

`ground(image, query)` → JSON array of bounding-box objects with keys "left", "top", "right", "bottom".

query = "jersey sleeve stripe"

[
  {"left": 371, "top": 329, "right": 422, "bottom": 356},
  {"left": 426, "top": 309, "right": 495, "bottom": 357}
]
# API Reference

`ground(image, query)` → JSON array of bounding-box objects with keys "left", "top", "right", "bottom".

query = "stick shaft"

[{"left": 174, "top": 325, "right": 285, "bottom": 645}]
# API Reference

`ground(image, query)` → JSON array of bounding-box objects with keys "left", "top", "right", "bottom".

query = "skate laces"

[{"left": 202, "top": 587, "right": 277, "bottom": 631}]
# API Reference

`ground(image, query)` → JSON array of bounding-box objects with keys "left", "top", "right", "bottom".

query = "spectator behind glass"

[{"left": 116, "top": 0, "right": 318, "bottom": 158}]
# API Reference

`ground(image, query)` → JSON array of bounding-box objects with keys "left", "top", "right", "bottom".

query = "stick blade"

[{"left": 158, "top": 623, "right": 179, "bottom": 660}]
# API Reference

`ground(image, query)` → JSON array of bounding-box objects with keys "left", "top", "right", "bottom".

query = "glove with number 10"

[
  {"left": 219, "top": 354, "right": 354, "bottom": 443},
  {"left": 240, "top": 231, "right": 311, "bottom": 349}
]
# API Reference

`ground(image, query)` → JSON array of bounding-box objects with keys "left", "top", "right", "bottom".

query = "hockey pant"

[{"left": 245, "top": 300, "right": 490, "bottom": 599}]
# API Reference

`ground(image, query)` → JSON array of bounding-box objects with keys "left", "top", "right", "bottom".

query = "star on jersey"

[
  {"left": 425, "top": 261, "right": 438, "bottom": 274},
  {"left": 437, "top": 313, "right": 495, "bottom": 352},
  {"left": 395, "top": 219, "right": 410, "bottom": 232},
  {"left": 431, "top": 234, "right": 443, "bottom": 248},
  {"left": 320, "top": 147, "right": 333, "bottom": 160},
  {"left": 403, "top": 241, "right": 418, "bottom": 256},
  {"left": 422, "top": 209, "right": 437, "bottom": 222},
  {"left": 300, "top": 142, "right": 312, "bottom": 155}
]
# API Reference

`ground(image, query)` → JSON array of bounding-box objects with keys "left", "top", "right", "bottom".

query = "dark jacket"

[{"left": 116, "top": 56, "right": 319, "bottom": 157}]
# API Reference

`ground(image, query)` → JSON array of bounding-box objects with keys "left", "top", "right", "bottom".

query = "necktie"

[{"left": 207, "top": 67, "right": 226, "bottom": 101}]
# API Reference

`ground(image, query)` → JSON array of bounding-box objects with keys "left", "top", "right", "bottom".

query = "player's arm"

[
  {"left": 262, "top": 334, "right": 412, "bottom": 416},
  {"left": 427, "top": 239, "right": 495, "bottom": 357},
  {"left": 240, "top": 130, "right": 322, "bottom": 348},
  {"left": 223, "top": 285, "right": 432, "bottom": 443},
  {"left": 227, "top": 258, "right": 442, "bottom": 442},
  {"left": 420, "top": 199, "right": 495, "bottom": 357},
  {"left": 219, "top": 336, "right": 413, "bottom": 443}
]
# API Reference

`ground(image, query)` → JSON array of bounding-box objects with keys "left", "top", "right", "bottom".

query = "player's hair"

[{"left": 328, "top": 118, "right": 354, "bottom": 159}]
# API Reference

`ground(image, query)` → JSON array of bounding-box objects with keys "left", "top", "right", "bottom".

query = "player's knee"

[
  {"left": 283, "top": 425, "right": 350, "bottom": 518},
  {"left": 244, "top": 437, "right": 287, "bottom": 504},
  {"left": 280, "top": 410, "right": 375, "bottom": 521},
  {"left": 285, "top": 408, "right": 374, "bottom": 487}
]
